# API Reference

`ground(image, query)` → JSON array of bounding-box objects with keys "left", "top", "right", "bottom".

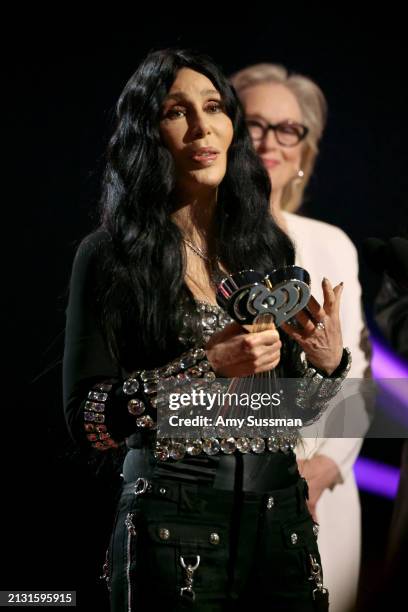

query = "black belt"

[{"left": 121, "top": 474, "right": 309, "bottom": 512}]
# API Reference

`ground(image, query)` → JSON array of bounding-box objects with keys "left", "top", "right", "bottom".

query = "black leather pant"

[{"left": 105, "top": 450, "right": 328, "bottom": 611}]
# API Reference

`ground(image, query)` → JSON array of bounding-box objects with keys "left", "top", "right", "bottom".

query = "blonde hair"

[{"left": 230, "top": 64, "right": 327, "bottom": 212}]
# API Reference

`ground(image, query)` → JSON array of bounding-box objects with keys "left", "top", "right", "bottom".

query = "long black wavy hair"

[{"left": 96, "top": 48, "right": 295, "bottom": 369}]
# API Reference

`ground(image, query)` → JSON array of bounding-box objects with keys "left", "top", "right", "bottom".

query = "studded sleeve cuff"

[
  {"left": 294, "top": 348, "right": 352, "bottom": 424},
  {"left": 82, "top": 346, "right": 216, "bottom": 450}
]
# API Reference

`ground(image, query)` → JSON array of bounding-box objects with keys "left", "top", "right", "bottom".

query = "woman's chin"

[{"left": 188, "top": 168, "right": 225, "bottom": 188}]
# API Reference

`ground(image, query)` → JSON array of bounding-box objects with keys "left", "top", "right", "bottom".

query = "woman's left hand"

[
  {"left": 281, "top": 277, "right": 344, "bottom": 376},
  {"left": 297, "top": 454, "right": 342, "bottom": 522}
]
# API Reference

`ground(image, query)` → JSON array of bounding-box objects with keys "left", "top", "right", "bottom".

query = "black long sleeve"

[{"left": 63, "top": 231, "right": 136, "bottom": 447}]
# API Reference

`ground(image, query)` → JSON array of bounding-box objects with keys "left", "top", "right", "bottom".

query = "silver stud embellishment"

[
  {"left": 266, "top": 496, "right": 274, "bottom": 509},
  {"left": 127, "top": 398, "right": 145, "bottom": 416},
  {"left": 123, "top": 378, "right": 139, "bottom": 395},
  {"left": 159, "top": 528, "right": 170, "bottom": 540}
]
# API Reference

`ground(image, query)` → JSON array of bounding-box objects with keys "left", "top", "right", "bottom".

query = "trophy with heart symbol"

[
  {"left": 213, "top": 265, "right": 312, "bottom": 440},
  {"left": 216, "top": 265, "right": 311, "bottom": 329}
]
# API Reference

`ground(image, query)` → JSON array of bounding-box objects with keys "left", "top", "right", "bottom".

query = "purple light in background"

[
  {"left": 352, "top": 338, "right": 405, "bottom": 498},
  {"left": 355, "top": 457, "right": 400, "bottom": 499},
  {"left": 371, "top": 338, "right": 408, "bottom": 379},
  {"left": 370, "top": 338, "right": 408, "bottom": 426}
]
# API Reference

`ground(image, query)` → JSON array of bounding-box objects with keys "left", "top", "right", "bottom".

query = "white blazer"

[{"left": 283, "top": 210, "right": 371, "bottom": 612}]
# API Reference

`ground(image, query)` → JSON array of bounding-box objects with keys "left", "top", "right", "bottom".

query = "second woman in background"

[{"left": 231, "top": 63, "right": 372, "bottom": 612}]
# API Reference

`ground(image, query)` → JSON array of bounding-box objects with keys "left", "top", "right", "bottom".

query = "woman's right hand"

[{"left": 205, "top": 321, "right": 282, "bottom": 377}]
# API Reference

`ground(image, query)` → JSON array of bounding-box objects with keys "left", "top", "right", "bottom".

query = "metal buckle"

[
  {"left": 179, "top": 555, "right": 200, "bottom": 601},
  {"left": 313, "top": 586, "right": 329, "bottom": 600},
  {"left": 308, "top": 554, "right": 328, "bottom": 599},
  {"left": 133, "top": 477, "right": 152, "bottom": 496}
]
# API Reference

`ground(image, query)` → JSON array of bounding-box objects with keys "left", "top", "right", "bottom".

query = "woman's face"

[
  {"left": 160, "top": 68, "right": 234, "bottom": 195},
  {"left": 239, "top": 83, "right": 304, "bottom": 196}
]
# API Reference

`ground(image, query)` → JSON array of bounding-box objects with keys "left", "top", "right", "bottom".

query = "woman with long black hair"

[{"left": 63, "top": 48, "right": 350, "bottom": 611}]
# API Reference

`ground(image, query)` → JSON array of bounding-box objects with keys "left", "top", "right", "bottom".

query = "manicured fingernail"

[
  {"left": 340, "top": 281, "right": 344, "bottom": 286},
  {"left": 323, "top": 277, "right": 328, "bottom": 284}
]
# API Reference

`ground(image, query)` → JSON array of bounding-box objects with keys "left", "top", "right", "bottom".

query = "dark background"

[{"left": 3, "top": 18, "right": 407, "bottom": 610}]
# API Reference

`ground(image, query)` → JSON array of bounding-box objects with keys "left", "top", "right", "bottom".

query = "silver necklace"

[
  {"left": 182, "top": 237, "right": 211, "bottom": 262},
  {"left": 182, "top": 238, "right": 223, "bottom": 286}
]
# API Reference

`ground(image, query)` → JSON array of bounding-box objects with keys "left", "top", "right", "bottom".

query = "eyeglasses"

[{"left": 246, "top": 118, "right": 309, "bottom": 147}]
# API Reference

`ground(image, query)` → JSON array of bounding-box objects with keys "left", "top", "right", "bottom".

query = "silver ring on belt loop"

[{"left": 133, "top": 477, "right": 152, "bottom": 496}]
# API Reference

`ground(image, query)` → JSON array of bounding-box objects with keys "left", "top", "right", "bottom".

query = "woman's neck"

[
  {"left": 172, "top": 188, "right": 217, "bottom": 248},
  {"left": 172, "top": 187, "right": 222, "bottom": 305},
  {"left": 270, "top": 192, "right": 288, "bottom": 233}
]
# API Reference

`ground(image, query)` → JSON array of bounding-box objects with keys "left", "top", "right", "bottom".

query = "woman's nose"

[
  {"left": 191, "top": 111, "right": 211, "bottom": 138},
  {"left": 260, "top": 128, "right": 280, "bottom": 150}
]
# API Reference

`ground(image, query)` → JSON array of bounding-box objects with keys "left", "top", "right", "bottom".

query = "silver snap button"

[
  {"left": 159, "top": 487, "right": 167, "bottom": 495},
  {"left": 291, "top": 532, "right": 298, "bottom": 545},
  {"left": 209, "top": 532, "right": 220, "bottom": 545},
  {"left": 159, "top": 528, "right": 170, "bottom": 540}
]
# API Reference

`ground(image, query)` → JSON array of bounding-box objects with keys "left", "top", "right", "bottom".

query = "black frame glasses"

[{"left": 246, "top": 118, "right": 309, "bottom": 147}]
